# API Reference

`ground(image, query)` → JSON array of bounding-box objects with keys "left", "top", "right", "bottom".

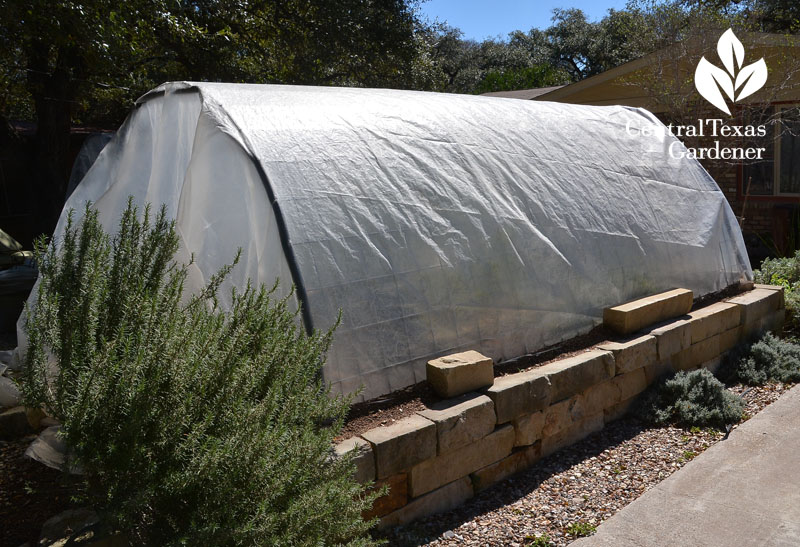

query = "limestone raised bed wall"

[{"left": 335, "top": 285, "right": 785, "bottom": 528}]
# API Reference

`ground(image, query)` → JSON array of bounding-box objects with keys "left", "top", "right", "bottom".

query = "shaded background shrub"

[
  {"left": 754, "top": 252, "right": 800, "bottom": 334},
  {"left": 22, "top": 200, "right": 379, "bottom": 546},
  {"left": 638, "top": 369, "right": 744, "bottom": 429},
  {"left": 731, "top": 333, "right": 800, "bottom": 386}
]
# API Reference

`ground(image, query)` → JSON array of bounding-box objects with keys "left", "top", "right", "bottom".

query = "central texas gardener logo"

[{"left": 695, "top": 29, "right": 768, "bottom": 115}]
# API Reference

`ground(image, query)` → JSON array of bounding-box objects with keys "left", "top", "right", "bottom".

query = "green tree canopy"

[{"left": 0, "top": 0, "right": 436, "bottom": 237}]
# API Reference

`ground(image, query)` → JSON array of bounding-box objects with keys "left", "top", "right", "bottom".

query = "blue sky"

[{"left": 419, "top": 0, "right": 629, "bottom": 41}]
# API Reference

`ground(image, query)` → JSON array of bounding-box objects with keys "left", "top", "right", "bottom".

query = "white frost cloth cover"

[
  {"left": 32, "top": 82, "right": 751, "bottom": 401},
  {"left": 66, "top": 132, "right": 113, "bottom": 198}
]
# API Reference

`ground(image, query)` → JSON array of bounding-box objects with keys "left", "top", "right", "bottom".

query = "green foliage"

[
  {"left": 754, "top": 251, "right": 800, "bottom": 285},
  {"left": 425, "top": 27, "right": 535, "bottom": 94},
  {"left": 750, "top": 0, "right": 800, "bottom": 32},
  {"left": 639, "top": 369, "right": 744, "bottom": 429},
  {"left": 754, "top": 252, "right": 800, "bottom": 332},
  {"left": 564, "top": 522, "right": 596, "bottom": 538},
  {"left": 21, "top": 199, "right": 379, "bottom": 546},
  {"left": 732, "top": 332, "right": 800, "bottom": 385},
  {"left": 428, "top": 8, "right": 651, "bottom": 95},
  {"left": 2, "top": 0, "right": 443, "bottom": 240},
  {"left": 474, "top": 65, "right": 570, "bottom": 94},
  {"left": 524, "top": 533, "right": 554, "bottom": 547},
  {"left": 545, "top": 8, "right": 644, "bottom": 80},
  {"left": 1, "top": 0, "right": 433, "bottom": 126}
]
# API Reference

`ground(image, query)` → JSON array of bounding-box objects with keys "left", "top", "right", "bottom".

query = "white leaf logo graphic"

[
  {"left": 735, "top": 58, "right": 768, "bottom": 101},
  {"left": 694, "top": 29, "right": 768, "bottom": 115},
  {"left": 717, "top": 29, "right": 744, "bottom": 75},
  {"left": 695, "top": 57, "right": 734, "bottom": 114}
]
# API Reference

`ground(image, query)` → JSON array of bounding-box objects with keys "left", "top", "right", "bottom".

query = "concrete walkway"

[{"left": 574, "top": 385, "right": 800, "bottom": 547}]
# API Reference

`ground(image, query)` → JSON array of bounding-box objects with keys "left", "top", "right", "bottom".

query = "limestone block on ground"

[
  {"left": 470, "top": 442, "right": 541, "bottom": 493},
  {"left": 363, "top": 473, "right": 408, "bottom": 520},
  {"left": 361, "top": 415, "right": 436, "bottom": 479},
  {"left": 612, "top": 368, "right": 647, "bottom": 402},
  {"left": 379, "top": 477, "right": 473, "bottom": 528},
  {"left": 485, "top": 369, "right": 551, "bottom": 424},
  {"left": 687, "top": 302, "right": 740, "bottom": 344},
  {"left": 542, "top": 395, "right": 585, "bottom": 438},
  {"left": 426, "top": 350, "right": 494, "bottom": 398},
  {"left": 582, "top": 378, "right": 621, "bottom": 416},
  {"left": 728, "top": 288, "right": 784, "bottom": 328},
  {"left": 512, "top": 411, "right": 544, "bottom": 447},
  {"left": 409, "top": 425, "right": 514, "bottom": 497},
  {"left": 672, "top": 335, "right": 720, "bottom": 372},
  {"left": 334, "top": 436, "right": 376, "bottom": 484},
  {"left": 0, "top": 405, "right": 39, "bottom": 440},
  {"left": 603, "top": 288, "right": 693, "bottom": 334},
  {"left": 418, "top": 393, "right": 496, "bottom": 455},
  {"left": 648, "top": 318, "right": 692, "bottom": 361},
  {"left": 597, "top": 335, "right": 656, "bottom": 374},
  {"left": 541, "top": 412, "right": 604, "bottom": 458},
  {"left": 538, "top": 350, "right": 614, "bottom": 403}
]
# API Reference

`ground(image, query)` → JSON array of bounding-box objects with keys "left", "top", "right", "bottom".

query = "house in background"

[{"left": 485, "top": 33, "right": 800, "bottom": 263}]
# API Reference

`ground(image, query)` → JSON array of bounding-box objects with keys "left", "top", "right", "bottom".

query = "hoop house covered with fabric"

[{"left": 40, "top": 82, "right": 752, "bottom": 400}]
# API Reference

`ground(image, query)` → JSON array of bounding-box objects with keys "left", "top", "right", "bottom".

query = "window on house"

[
  {"left": 779, "top": 107, "right": 800, "bottom": 194},
  {"left": 743, "top": 106, "right": 800, "bottom": 197}
]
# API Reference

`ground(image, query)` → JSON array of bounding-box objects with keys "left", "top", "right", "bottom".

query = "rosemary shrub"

[{"left": 22, "top": 200, "right": 379, "bottom": 546}]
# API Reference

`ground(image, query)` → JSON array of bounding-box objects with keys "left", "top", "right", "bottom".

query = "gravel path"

[{"left": 381, "top": 381, "right": 790, "bottom": 547}]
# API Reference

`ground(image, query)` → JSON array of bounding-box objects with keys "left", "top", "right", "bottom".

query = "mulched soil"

[
  {"left": 378, "top": 381, "right": 790, "bottom": 547},
  {"left": 0, "top": 331, "right": 84, "bottom": 547},
  {"left": 339, "top": 285, "right": 750, "bottom": 440},
  {"left": 339, "top": 383, "right": 440, "bottom": 441},
  {"left": 0, "top": 434, "right": 84, "bottom": 547}
]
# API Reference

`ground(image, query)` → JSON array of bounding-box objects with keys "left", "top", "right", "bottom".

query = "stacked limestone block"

[
  {"left": 731, "top": 285, "right": 786, "bottom": 338},
  {"left": 332, "top": 285, "right": 785, "bottom": 529},
  {"left": 642, "top": 285, "right": 784, "bottom": 378}
]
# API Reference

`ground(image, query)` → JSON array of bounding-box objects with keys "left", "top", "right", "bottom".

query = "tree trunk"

[{"left": 26, "top": 43, "right": 80, "bottom": 238}]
